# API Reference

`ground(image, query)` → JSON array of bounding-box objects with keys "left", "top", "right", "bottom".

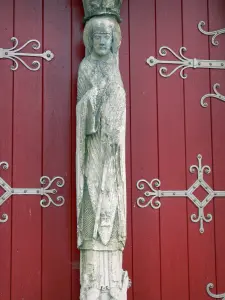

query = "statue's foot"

[
  {"left": 109, "top": 287, "right": 120, "bottom": 300},
  {"left": 86, "top": 287, "right": 101, "bottom": 300}
]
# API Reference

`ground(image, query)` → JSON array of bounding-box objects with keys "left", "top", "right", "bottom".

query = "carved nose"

[{"left": 100, "top": 37, "right": 106, "bottom": 44}]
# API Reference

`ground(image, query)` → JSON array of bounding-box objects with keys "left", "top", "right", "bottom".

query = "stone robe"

[{"left": 76, "top": 53, "right": 127, "bottom": 296}]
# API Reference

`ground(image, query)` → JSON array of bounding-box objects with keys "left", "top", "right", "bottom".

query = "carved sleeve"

[
  {"left": 77, "top": 60, "right": 100, "bottom": 135},
  {"left": 102, "top": 83, "right": 126, "bottom": 145},
  {"left": 77, "top": 60, "right": 92, "bottom": 103},
  {"left": 85, "top": 90, "right": 99, "bottom": 135}
]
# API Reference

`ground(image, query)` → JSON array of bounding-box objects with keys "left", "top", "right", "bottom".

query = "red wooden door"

[
  {"left": 0, "top": 1, "right": 130, "bottom": 299},
  {"left": 0, "top": 1, "right": 82, "bottom": 299},
  {"left": 0, "top": 1, "right": 225, "bottom": 300},
  {"left": 130, "top": 0, "right": 225, "bottom": 300}
]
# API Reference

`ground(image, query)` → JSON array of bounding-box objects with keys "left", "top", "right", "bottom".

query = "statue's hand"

[{"left": 99, "top": 78, "right": 107, "bottom": 89}]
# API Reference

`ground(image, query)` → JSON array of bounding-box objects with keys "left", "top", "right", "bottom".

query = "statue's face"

[{"left": 92, "top": 32, "right": 112, "bottom": 57}]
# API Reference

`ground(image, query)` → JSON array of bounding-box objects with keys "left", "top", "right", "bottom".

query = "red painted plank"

[
  {"left": 208, "top": 0, "right": 225, "bottom": 295},
  {"left": 130, "top": 0, "right": 161, "bottom": 299},
  {"left": 71, "top": 0, "right": 83, "bottom": 298},
  {"left": 156, "top": 1, "right": 189, "bottom": 299},
  {"left": 120, "top": 1, "right": 133, "bottom": 299},
  {"left": 42, "top": 1, "right": 71, "bottom": 299},
  {"left": 11, "top": 1, "right": 42, "bottom": 299},
  {"left": 0, "top": 1, "right": 13, "bottom": 299},
  {"left": 183, "top": 0, "right": 216, "bottom": 299}
]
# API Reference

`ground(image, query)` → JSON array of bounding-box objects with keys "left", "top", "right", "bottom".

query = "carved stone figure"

[{"left": 76, "top": 13, "right": 128, "bottom": 300}]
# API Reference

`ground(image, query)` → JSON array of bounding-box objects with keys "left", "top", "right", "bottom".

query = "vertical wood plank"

[
  {"left": 11, "top": 1, "right": 42, "bottom": 299},
  {"left": 156, "top": 0, "right": 189, "bottom": 299},
  {"left": 208, "top": 0, "right": 225, "bottom": 295},
  {"left": 71, "top": 0, "right": 83, "bottom": 298},
  {"left": 183, "top": 0, "right": 216, "bottom": 299},
  {"left": 130, "top": 0, "right": 161, "bottom": 299},
  {"left": 120, "top": 1, "right": 133, "bottom": 299},
  {"left": 0, "top": 1, "right": 13, "bottom": 299},
  {"left": 42, "top": 1, "right": 71, "bottom": 299}
]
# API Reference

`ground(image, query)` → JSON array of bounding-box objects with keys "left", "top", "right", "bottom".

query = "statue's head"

[
  {"left": 83, "top": 16, "right": 121, "bottom": 57},
  {"left": 92, "top": 19, "right": 113, "bottom": 57}
]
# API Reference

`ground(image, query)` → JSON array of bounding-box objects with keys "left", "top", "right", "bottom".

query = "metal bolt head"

[{"left": 45, "top": 50, "right": 54, "bottom": 61}]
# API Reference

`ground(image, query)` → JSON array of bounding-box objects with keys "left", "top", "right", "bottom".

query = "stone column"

[{"left": 76, "top": 0, "right": 129, "bottom": 299}]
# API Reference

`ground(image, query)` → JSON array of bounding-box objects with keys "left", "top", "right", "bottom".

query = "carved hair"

[{"left": 83, "top": 16, "right": 121, "bottom": 56}]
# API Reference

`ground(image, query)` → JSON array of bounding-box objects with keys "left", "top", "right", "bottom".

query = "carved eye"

[{"left": 94, "top": 34, "right": 101, "bottom": 40}]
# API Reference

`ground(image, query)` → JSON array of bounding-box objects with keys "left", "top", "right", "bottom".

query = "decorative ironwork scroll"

[
  {"left": 0, "top": 161, "right": 65, "bottom": 223},
  {"left": 207, "top": 283, "right": 225, "bottom": 299},
  {"left": 147, "top": 46, "right": 225, "bottom": 79},
  {"left": 198, "top": 21, "right": 225, "bottom": 46},
  {"left": 201, "top": 83, "right": 225, "bottom": 107},
  {"left": 0, "top": 37, "right": 54, "bottom": 71},
  {"left": 137, "top": 154, "right": 225, "bottom": 234}
]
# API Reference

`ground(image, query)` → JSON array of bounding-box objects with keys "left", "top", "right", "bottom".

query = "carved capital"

[{"left": 82, "top": 0, "right": 123, "bottom": 23}]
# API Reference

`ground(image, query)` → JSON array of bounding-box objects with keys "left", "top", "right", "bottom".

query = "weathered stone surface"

[
  {"left": 76, "top": 15, "right": 128, "bottom": 300},
  {"left": 82, "top": 0, "right": 123, "bottom": 22}
]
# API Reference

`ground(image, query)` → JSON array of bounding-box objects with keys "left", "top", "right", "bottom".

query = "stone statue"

[{"left": 76, "top": 11, "right": 129, "bottom": 300}]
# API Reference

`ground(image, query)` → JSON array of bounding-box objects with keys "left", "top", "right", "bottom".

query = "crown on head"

[
  {"left": 92, "top": 19, "right": 114, "bottom": 34},
  {"left": 82, "top": 0, "right": 123, "bottom": 23}
]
